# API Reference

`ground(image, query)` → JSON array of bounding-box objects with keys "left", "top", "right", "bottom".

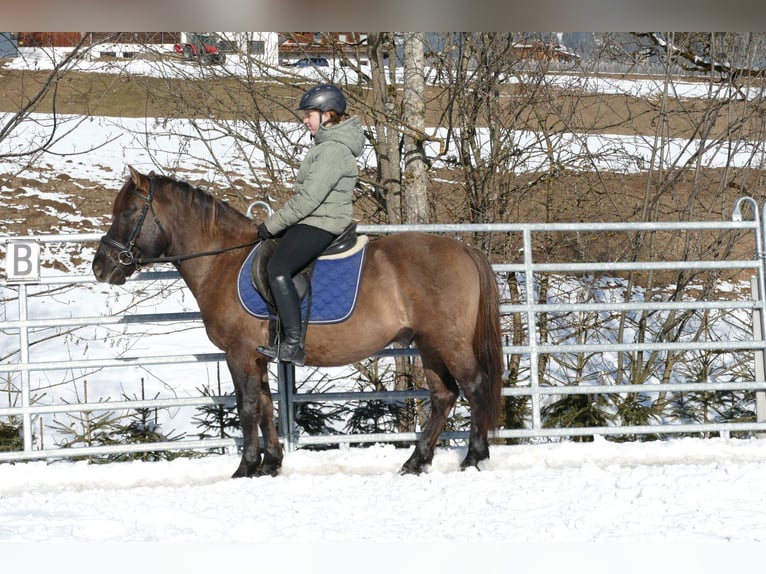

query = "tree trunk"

[
  {"left": 367, "top": 32, "right": 402, "bottom": 224},
  {"left": 402, "top": 32, "right": 428, "bottom": 224}
]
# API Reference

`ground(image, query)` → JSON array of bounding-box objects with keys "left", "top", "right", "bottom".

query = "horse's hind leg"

[
  {"left": 400, "top": 355, "right": 458, "bottom": 475},
  {"left": 454, "top": 367, "right": 492, "bottom": 470}
]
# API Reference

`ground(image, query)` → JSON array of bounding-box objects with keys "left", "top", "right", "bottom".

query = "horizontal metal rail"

[{"left": 0, "top": 217, "right": 759, "bottom": 247}]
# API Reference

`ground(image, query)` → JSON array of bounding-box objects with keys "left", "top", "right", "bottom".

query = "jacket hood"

[{"left": 315, "top": 116, "right": 365, "bottom": 157}]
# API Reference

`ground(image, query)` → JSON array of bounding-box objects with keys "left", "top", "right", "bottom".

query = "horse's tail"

[{"left": 464, "top": 245, "right": 504, "bottom": 431}]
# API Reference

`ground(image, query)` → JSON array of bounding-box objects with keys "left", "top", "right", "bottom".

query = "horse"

[{"left": 92, "top": 166, "right": 504, "bottom": 478}]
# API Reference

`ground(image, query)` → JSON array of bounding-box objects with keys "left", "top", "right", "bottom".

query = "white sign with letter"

[{"left": 5, "top": 240, "right": 41, "bottom": 283}]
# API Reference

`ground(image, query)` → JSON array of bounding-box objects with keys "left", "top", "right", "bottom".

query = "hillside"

[{"left": 0, "top": 66, "right": 764, "bottom": 273}]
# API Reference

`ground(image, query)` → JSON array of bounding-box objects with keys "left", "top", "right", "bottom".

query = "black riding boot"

[{"left": 256, "top": 275, "right": 306, "bottom": 367}]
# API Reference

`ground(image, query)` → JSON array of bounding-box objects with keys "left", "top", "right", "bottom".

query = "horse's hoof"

[
  {"left": 399, "top": 464, "right": 422, "bottom": 476},
  {"left": 231, "top": 459, "right": 264, "bottom": 478},
  {"left": 255, "top": 452, "right": 282, "bottom": 477},
  {"left": 254, "top": 461, "right": 281, "bottom": 477},
  {"left": 459, "top": 453, "right": 488, "bottom": 471},
  {"left": 400, "top": 458, "right": 432, "bottom": 475},
  {"left": 231, "top": 467, "right": 250, "bottom": 479}
]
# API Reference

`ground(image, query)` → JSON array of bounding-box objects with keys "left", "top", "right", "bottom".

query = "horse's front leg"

[
  {"left": 254, "top": 367, "right": 283, "bottom": 476},
  {"left": 229, "top": 357, "right": 261, "bottom": 478},
  {"left": 228, "top": 357, "right": 282, "bottom": 478}
]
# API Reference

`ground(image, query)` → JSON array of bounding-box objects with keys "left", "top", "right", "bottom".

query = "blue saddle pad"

[{"left": 237, "top": 242, "right": 367, "bottom": 324}]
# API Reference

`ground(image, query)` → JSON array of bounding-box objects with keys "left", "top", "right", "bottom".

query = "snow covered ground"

[
  {"left": 1, "top": 438, "right": 765, "bottom": 571},
  {"left": 3, "top": 438, "right": 766, "bottom": 543},
  {"left": 3, "top": 49, "right": 766, "bottom": 561}
]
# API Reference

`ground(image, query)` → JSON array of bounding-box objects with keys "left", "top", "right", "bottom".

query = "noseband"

[{"left": 100, "top": 176, "right": 168, "bottom": 267}]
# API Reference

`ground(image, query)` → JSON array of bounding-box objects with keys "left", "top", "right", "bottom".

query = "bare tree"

[
  {"left": 0, "top": 34, "right": 113, "bottom": 176},
  {"left": 366, "top": 32, "right": 402, "bottom": 223}
]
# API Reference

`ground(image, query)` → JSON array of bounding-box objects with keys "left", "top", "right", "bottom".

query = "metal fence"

[{"left": 3, "top": 199, "right": 766, "bottom": 463}]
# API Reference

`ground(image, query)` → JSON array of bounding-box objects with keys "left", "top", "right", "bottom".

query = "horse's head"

[{"left": 92, "top": 166, "right": 170, "bottom": 285}]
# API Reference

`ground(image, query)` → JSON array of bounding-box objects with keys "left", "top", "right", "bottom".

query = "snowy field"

[
  {"left": 2, "top": 438, "right": 766, "bottom": 570},
  {"left": 2, "top": 49, "right": 766, "bottom": 563}
]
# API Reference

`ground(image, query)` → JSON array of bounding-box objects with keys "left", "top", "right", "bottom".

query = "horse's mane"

[{"left": 115, "top": 173, "right": 251, "bottom": 232}]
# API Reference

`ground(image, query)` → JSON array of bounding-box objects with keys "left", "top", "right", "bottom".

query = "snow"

[
  {"left": 1, "top": 439, "right": 766, "bottom": 571},
  {"left": 3, "top": 50, "right": 766, "bottom": 560},
  {"left": 3, "top": 439, "right": 766, "bottom": 544}
]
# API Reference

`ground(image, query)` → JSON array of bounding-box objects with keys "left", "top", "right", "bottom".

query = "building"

[
  {"left": 277, "top": 32, "right": 368, "bottom": 66},
  {"left": 17, "top": 32, "right": 180, "bottom": 47},
  {"left": 11, "top": 32, "right": 368, "bottom": 67},
  {"left": 511, "top": 40, "right": 579, "bottom": 63},
  {"left": 183, "top": 33, "right": 280, "bottom": 66}
]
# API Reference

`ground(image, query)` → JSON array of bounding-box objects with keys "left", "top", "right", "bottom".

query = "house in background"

[
  {"left": 178, "top": 33, "right": 280, "bottom": 66},
  {"left": 277, "top": 32, "right": 369, "bottom": 66},
  {"left": 11, "top": 32, "right": 368, "bottom": 67},
  {"left": 512, "top": 40, "right": 580, "bottom": 63},
  {"left": 17, "top": 32, "right": 181, "bottom": 47},
  {"left": 176, "top": 32, "right": 369, "bottom": 67}
]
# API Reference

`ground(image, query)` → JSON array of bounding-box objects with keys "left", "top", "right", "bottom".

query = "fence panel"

[{"left": 2, "top": 204, "right": 766, "bottom": 462}]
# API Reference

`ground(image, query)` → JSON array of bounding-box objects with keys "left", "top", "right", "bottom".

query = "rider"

[{"left": 255, "top": 84, "right": 366, "bottom": 366}]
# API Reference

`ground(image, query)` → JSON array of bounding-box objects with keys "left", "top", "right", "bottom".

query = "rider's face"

[{"left": 302, "top": 109, "right": 329, "bottom": 136}]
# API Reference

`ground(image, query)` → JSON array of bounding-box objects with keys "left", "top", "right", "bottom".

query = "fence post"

[
  {"left": 734, "top": 198, "right": 766, "bottom": 435},
  {"left": 17, "top": 283, "right": 34, "bottom": 451},
  {"left": 523, "top": 228, "right": 542, "bottom": 430},
  {"left": 753, "top": 278, "right": 766, "bottom": 435},
  {"left": 277, "top": 362, "right": 298, "bottom": 451}
]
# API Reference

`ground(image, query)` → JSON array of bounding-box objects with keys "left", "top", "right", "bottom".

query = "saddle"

[{"left": 250, "top": 221, "right": 362, "bottom": 308}]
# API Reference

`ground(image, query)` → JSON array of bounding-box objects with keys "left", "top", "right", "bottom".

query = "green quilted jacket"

[{"left": 263, "top": 116, "right": 365, "bottom": 236}]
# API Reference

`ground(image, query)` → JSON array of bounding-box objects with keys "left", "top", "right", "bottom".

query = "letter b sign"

[{"left": 5, "top": 240, "right": 41, "bottom": 283}]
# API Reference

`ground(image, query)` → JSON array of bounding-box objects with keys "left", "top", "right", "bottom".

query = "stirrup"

[{"left": 257, "top": 344, "right": 279, "bottom": 361}]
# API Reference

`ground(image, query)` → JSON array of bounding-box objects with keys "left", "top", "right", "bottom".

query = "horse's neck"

[{"left": 162, "top": 198, "right": 254, "bottom": 294}]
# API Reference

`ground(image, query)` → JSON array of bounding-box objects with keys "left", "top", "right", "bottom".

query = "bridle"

[
  {"left": 100, "top": 175, "right": 258, "bottom": 268},
  {"left": 100, "top": 175, "right": 165, "bottom": 267}
]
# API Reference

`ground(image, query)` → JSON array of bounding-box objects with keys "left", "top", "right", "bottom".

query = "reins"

[
  {"left": 100, "top": 175, "right": 259, "bottom": 268},
  {"left": 133, "top": 241, "right": 259, "bottom": 266}
]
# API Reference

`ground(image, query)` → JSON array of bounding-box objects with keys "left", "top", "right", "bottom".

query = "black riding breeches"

[
  {"left": 266, "top": 224, "right": 336, "bottom": 330},
  {"left": 266, "top": 224, "right": 337, "bottom": 284}
]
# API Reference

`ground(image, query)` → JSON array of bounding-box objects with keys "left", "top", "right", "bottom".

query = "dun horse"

[{"left": 93, "top": 167, "right": 504, "bottom": 477}]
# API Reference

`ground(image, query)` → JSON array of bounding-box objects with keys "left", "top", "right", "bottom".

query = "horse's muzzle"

[{"left": 92, "top": 251, "right": 129, "bottom": 285}]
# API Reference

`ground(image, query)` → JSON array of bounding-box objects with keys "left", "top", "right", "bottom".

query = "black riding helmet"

[{"left": 297, "top": 84, "right": 347, "bottom": 115}]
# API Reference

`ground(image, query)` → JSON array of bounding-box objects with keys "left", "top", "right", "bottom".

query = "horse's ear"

[
  {"left": 128, "top": 165, "right": 143, "bottom": 187},
  {"left": 128, "top": 165, "right": 153, "bottom": 193}
]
